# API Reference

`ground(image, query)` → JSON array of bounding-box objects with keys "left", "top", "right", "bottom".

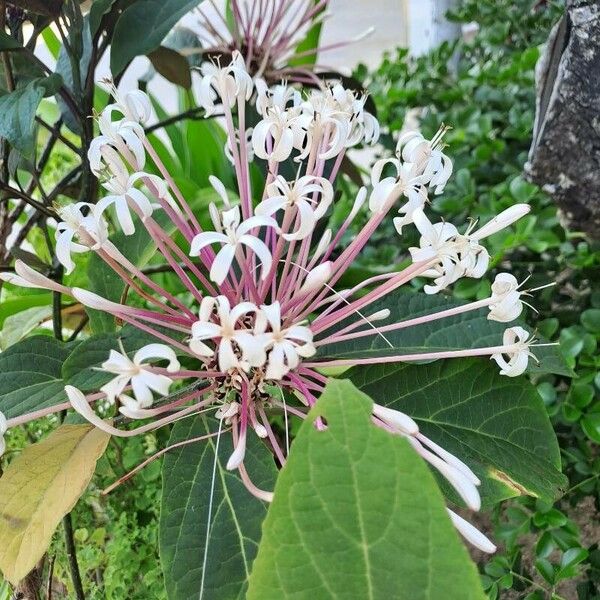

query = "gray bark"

[{"left": 525, "top": 0, "right": 600, "bottom": 238}]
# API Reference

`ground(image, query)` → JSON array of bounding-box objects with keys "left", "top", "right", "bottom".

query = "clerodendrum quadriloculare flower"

[
  {"left": 1, "top": 55, "right": 554, "bottom": 555},
  {"left": 193, "top": 0, "right": 374, "bottom": 86}
]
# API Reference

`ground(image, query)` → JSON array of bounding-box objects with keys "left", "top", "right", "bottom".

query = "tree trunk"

[
  {"left": 525, "top": 0, "right": 600, "bottom": 238},
  {"left": 405, "top": 0, "right": 461, "bottom": 56}
]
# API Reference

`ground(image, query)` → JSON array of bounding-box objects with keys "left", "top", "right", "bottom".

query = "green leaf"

[
  {"left": 0, "top": 336, "right": 70, "bottom": 419},
  {"left": 159, "top": 415, "right": 277, "bottom": 600},
  {"left": 62, "top": 325, "right": 160, "bottom": 391},
  {"left": 317, "top": 291, "right": 571, "bottom": 376},
  {"left": 349, "top": 359, "right": 567, "bottom": 505},
  {"left": 581, "top": 308, "right": 600, "bottom": 333},
  {"left": 581, "top": 413, "right": 600, "bottom": 444},
  {"left": 0, "top": 30, "right": 24, "bottom": 51},
  {"left": 55, "top": 15, "right": 92, "bottom": 132},
  {"left": 0, "top": 74, "right": 62, "bottom": 156},
  {"left": 0, "top": 293, "right": 52, "bottom": 327},
  {"left": 535, "top": 558, "right": 555, "bottom": 585},
  {"left": 0, "top": 52, "right": 46, "bottom": 93},
  {"left": 147, "top": 46, "right": 192, "bottom": 89},
  {"left": 89, "top": 0, "right": 118, "bottom": 35},
  {"left": 509, "top": 176, "right": 537, "bottom": 202},
  {"left": 0, "top": 305, "right": 52, "bottom": 349},
  {"left": 41, "top": 25, "right": 61, "bottom": 59},
  {"left": 247, "top": 379, "right": 486, "bottom": 600},
  {"left": 110, "top": 0, "right": 200, "bottom": 75}
]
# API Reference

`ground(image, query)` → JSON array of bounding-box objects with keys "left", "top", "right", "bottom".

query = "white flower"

[
  {"left": 0, "top": 259, "right": 66, "bottom": 292},
  {"left": 372, "top": 403, "right": 419, "bottom": 435},
  {"left": 409, "top": 208, "right": 460, "bottom": 293},
  {"left": 252, "top": 107, "right": 299, "bottom": 163},
  {"left": 330, "top": 83, "right": 379, "bottom": 146},
  {"left": 189, "top": 296, "right": 265, "bottom": 372},
  {"left": 96, "top": 171, "right": 165, "bottom": 235},
  {"left": 451, "top": 233, "right": 490, "bottom": 280},
  {"left": 66, "top": 385, "right": 120, "bottom": 436},
  {"left": 416, "top": 432, "right": 480, "bottom": 486},
  {"left": 491, "top": 326, "right": 535, "bottom": 377},
  {"left": 88, "top": 116, "right": 145, "bottom": 175},
  {"left": 99, "top": 342, "right": 180, "bottom": 413},
  {"left": 100, "top": 80, "right": 152, "bottom": 124},
  {"left": 0, "top": 411, "right": 7, "bottom": 457},
  {"left": 227, "top": 428, "right": 247, "bottom": 470},
  {"left": 189, "top": 206, "right": 277, "bottom": 284},
  {"left": 225, "top": 127, "right": 254, "bottom": 165},
  {"left": 215, "top": 401, "right": 239, "bottom": 422},
  {"left": 256, "top": 175, "right": 333, "bottom": 240},
  {"left": 294, "top": 89, "right": 352, "bottom": 160},
  {"left": 55, "top": 203, "right": 109, "bottom": 274},
  {"left": 409, "top": 435, "right": 481, "bottom": 511},
  {"left": 198, "top": 51, "right": 253, "bottom": 116},
  {"left": 409, "top": 207, "right": 526, "bottom": 294},
  {"left": 369, "top": 158, "right": 428, "bottom": 230},
  {"left": 488, "top": 273, "right": 523, "bottom": 322},
  {"left": 255, "top": 79, "right": 299, "bottom": 115},
  {"left": 447, "top": 509, "right": 496, "bottom": 554},
  {"left": 470, "top": 204, "right": 531, "bottom": 240},
  {"left": 255, "top": 302, "right": 316, "bottom": 380},
  {"left": 72, "top": 287, "right": 137, "bottom": 314},
  {"left": 397, "top": 128, "right": 452, "bottom": 194},
  {"left": 313, "top": 229, "right": 333, "bottom": 261}
]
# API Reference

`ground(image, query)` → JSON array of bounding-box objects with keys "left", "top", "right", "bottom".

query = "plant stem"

[
  {"left": 51, "top": 258, "right": 86, "bottom": 599},
  {"left": 46, "top": 554, "right": 56, "bottom": 600},
  {"left": 0, "top": 182, "right": 58, "bottom": 218},
  {"left": 62, "top": 513, "right": 85, "bottom": 600},
  {"left": 144, "top": 106, "right": 208, "bottom": 134},
  {"left": 52, "top": 289, "right": 63, "bottom": 341}
]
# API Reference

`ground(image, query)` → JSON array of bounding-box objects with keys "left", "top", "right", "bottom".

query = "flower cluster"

[
  {"left": 189, "top": 297, "right": 315, "bottom": 380},
  {"left": 1, "top": 54, "right": 551, "bottom": 552},
  {"left": 193, "top": 0, "right": 373, "bottom": 86}
]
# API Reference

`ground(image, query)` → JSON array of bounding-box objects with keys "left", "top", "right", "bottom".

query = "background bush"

[{"left": 359, "top": 1, "right": 600, "bottom": 598}]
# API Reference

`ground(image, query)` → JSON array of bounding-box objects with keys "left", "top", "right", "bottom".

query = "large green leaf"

[
  {"left": 55, "top": 14, "right": 93, "bottom": 132},
  {"left": 350, "top": 359, "right": 567, "bottom": 505},
  {"left": 110, "top": 0, "right": 199, "bottom": 75},
  {"left": 89, "top": 0, "right": 118, "bottom": 35},
  {"left": 317, "top": 291, "right": 570, "bottom": 376},
  {"left": 0, "top": 74, "right": 62, "bottom": 156},
  {"left": 160, "top": 415, "right": 277, "bottom": 600},
  {"left": 0, "top": 336, "right": 70, "bottom": 419},
  {"left": 247, "top": 379, "right": 486, "bottom": 600}
]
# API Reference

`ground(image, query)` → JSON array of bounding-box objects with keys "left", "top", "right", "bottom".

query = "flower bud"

[{"left": 299, "top": 262, "right": 333, "bottom": 295}]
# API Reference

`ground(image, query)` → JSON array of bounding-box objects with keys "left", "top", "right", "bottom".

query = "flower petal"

[{"left": 210, "top": 244, "right": 237, "bottom": 285}]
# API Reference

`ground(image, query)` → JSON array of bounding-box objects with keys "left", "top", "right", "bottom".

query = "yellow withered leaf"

[{"left": 0, "top": 424, "right": 110, "bottom": 584}]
